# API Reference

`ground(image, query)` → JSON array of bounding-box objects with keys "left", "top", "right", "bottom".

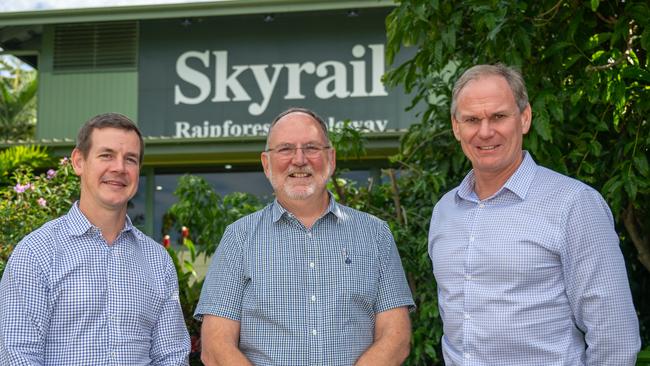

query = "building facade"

[{"left": 0, "top": 0, "right": 417, "bottom": 240}]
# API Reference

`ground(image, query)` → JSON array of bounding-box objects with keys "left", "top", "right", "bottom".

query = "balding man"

[{"left": 195, "top": 107, "right": 415, "bottom": 366}]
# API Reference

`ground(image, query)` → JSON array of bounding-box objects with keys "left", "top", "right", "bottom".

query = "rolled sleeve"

[
  {"left": 194, "top": 225, "right": 247, "bottom": 321},
  {"left": 374, "top": 222, "right": 415, "bottom": 314}
]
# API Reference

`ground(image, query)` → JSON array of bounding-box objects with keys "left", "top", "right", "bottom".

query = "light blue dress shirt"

[
  {"left": 195, "top": 196, "right": 415, "bottom": 365},
  {"left": 428, "top": 152, "right": 640, "bottom": 365},
  {"left": 0, "top": 203, "right": 190, "bottom": 365}
]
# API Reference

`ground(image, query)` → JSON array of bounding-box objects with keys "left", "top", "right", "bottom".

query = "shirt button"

[
  {"left": 311, "top": 295, "right": 316, "bottom": 302},
  {"left": 479, "top": 203, "right": 485, "bottom": 208},
  {"left": 464, "top": 313, "right": 471, "bottom": 320},
  {"left": 465, "top": 274, "right": 472, "bottom": 280},
  {"left": 312, "top": 329, "right": 317, "bottom": 336},
  {"left": 464, "top": 353, "right": 471, "bottom": 359},
  {"left": 307, "top": 232, "right": 312, "bottom": 238},
  {"left": 469, "top": 236, "right": 475, "bottom": 242},
  {"left": 309, "top": 262, "right": 315, "bottom": 268}
]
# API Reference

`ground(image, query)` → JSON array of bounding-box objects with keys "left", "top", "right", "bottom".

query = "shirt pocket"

[{"left": 340, "top": 252, "right": 378, "bottom": 330}]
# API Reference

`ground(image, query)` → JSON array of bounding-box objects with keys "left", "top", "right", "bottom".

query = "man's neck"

[
  {"left": 78, "top": 202, "right": 127, "bottom": 245},
  {"left": 278, "top": 194, "right": 330, "bottom": 229},
  {"left": 473, "top": 156, "right": 524, "bottom": 200}
]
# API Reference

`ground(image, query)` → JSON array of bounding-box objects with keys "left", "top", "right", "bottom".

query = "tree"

[
  {"left": 0, "top": 56, "right": 38, "bottom": 141},
  {"left": 381, "top": 0, "right": 649, "bottom": 362}
]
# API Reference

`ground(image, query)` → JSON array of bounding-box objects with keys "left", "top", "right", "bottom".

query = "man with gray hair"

[
  {"left": 428, "top": 64, "right": 640, "bottom": 364},
  {"left": 195, "top": 107, "right": 415, "bottom": 365}
]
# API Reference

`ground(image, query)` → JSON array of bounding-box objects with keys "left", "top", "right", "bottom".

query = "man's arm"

[
  {"left": 200, "top": 315, "right": 253, "bottom": 366},
  {"left": 0, "top": 244, "right": 49, "bottom": 366},
  {"left": 149, "top": 259, "right": 190, "bottom": 366},
  {"left": 354, "top": 307, "right": 411, "bottom": 366},
  {"left": 563, "top": 188, "right": 640, "bottom": 365}
]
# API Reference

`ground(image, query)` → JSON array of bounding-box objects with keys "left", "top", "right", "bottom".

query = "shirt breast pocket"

[{"left": 341, "top": 253, "right": 379, "bottom": 327}]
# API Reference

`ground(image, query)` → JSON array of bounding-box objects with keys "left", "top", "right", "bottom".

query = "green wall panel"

[{"left": 37, "top": 71, "right": 138, "bottom": 140}]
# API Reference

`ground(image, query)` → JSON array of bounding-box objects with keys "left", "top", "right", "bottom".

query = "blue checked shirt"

[
  {"left": 0, "top": 203, "right": 190, "bottom": 365},
  {"left": 428, "top": 152, "right": 640, "bottom": 365},
  {"left": 195, "top": 196, "right": 415, "bottom": 365}
]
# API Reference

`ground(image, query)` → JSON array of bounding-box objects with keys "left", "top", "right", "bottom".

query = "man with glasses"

[
  {"left": 195, "top": 107, "right": 415, "bottom": 365},
  {"left": 428, "top": 64, "right": 640, "bottom": 365}
]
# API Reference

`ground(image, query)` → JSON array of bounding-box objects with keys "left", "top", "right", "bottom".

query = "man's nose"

[{"left": 291, "top": 147, "right": 307, "bottom": 165}]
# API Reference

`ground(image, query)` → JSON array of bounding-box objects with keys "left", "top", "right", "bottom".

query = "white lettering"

[
  {"left": 285, "top": 62, "right": 316, "bottom": 99},
  {"left": 212, "top": 51, "right": 251, "bottom": 102},
  {"left": 174, "top": 51, "right": 211, "bottom": 105},
  {"left": 248, "top": 64, "right": 284, "bottom": 116},
  {"left": 315, "top": 61, "right": 349, "bottom": 99}
]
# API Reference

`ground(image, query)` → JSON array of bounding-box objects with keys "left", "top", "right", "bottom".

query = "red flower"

[
  {"left": 181, "top": 226, "right": 189, "bottom": 238},
  {"left": 162, "top": 235, "right": 171, "bottom": 248}
]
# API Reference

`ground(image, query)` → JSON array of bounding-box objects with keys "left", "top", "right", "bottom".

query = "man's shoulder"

[
  {"left": 534, "top": 165, "right": 598, "bottom": 197},
  {"left": 334, "top": 202, "right": 386, "bottom": 227},
  {"left": 128, "top": 226, "right": 171, "bottom": 258},
  {"left": 227, "top": 203, "right": 274, "bottom": 229},
  {"left": 15, "top": 215, "right": 68, "bottom": 252}
]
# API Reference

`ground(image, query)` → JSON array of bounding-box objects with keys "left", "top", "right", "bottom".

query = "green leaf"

[
  {"left": 533, "top": 109, "right": 551, "bottom": 141},
  {"left": 634, "top": 155, "right": 649, "bottom": 177},
  {"left": 590, "top": 0, "right": 600, "bottom": 12}
]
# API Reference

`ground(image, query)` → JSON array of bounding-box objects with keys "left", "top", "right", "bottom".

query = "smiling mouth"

[
  {"left": 477, "top": 145, "right": 499, "bottom": 151},
  {"left": 289, "top": 172, "right": 312, "bottom": 178},
  {"left": 102, "top": 179, "right": 127, "bottom": 187}
]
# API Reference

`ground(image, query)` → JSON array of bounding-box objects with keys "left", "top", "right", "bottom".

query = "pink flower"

[
  {"left": 59, "top": 157, "right": 69, "bottom": 165},
  {"left": 37, "top": 198, "right": 47, "bottom": 207},
  {"left": 13, "top": 183, "right": 31, "bottom": 193},
  {"left": 46, "top": 169, "right": 57, "bottom": 179}
]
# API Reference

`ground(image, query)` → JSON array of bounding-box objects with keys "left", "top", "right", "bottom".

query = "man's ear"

[
  {"left": 521, "top": 104, "right": 532, "bottom": 134},
  {"left": 71, "top": 148, "right": 84, "bottom": 177},
  {"left": 261, "top": 152, "right": 271, "bottom": 179},
  {"left": 451, "top": 116, "right": 461, "bottom": 141},
  {"left": 328, "top": 148, "right": 336, "bottom": 177}
]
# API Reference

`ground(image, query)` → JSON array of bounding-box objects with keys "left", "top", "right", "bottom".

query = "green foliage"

[
  {"left": 0, "top": 157, "right": 79, "bottom": 277},
  {"left": 385, "top": 0, "right": 650, "bottom": 362},
  {"left": 167, "top": 174, "right": 263, "bottom": 257},
  {"left": 0, "top": 57, "right": 38, "bottom": 141},
  {"left": 0, "top": 145, "right": 55, "bottom": 184}
]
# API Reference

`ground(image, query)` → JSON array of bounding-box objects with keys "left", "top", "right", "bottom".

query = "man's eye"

[
  {"left": 277, "top": 147, "right": 294, "bottom": 155},
  {"left": 303, "top": 146, "right": 320, "bottom": 154},
  {"left": 465, "top": 117, "right": 479, "bottom": 124}
]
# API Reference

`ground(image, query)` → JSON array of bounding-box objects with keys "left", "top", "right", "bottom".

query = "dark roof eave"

[{"left": 0, "top": 0, "right": 394, "bottom": 26}]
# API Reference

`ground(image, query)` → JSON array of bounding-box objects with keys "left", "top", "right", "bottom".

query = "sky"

[{"left": 0, "top": 0, "right": 217, "bottom": 12}]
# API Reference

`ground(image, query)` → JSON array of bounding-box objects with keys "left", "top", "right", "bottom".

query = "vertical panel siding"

[{"left": 37, "top": 71, "right": 138, "bottom": 140}]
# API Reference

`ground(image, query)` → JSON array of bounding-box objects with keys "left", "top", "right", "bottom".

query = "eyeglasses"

[{"left": 265, "top": 144, "right": 331, "bottom": 158}]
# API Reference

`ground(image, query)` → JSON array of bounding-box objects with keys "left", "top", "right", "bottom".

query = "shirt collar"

[
  {"left": 66, "top": 201, "right": 135, "bottom": 237},
  {"left": 456, "top": 151, "right": 538, "bottom": 202},
  {"left": 271, "top": 193, "right": 343, "bottom": 223}
]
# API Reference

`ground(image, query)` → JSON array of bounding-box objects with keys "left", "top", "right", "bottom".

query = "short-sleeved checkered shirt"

[
  {"left": 0, "top": 203, "right": 190, "bottom": 365},
  {"left": 195, "top": 196, "right": 414, "bottom": 365},
  {"left": 429, "top": 152, "right": 640, "bottom": 365}
]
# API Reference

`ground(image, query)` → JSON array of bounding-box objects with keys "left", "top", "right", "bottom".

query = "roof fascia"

[{"left": 0, "top": 0, "right": 394, "bottom": 26}]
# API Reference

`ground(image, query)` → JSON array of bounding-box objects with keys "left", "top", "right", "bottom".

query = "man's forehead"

[
  {"left": 90, "top": 128, "right": 141, "bottom": 150},
  {"left": 269, "top": 114, "right": 325, "bottom": 141}
]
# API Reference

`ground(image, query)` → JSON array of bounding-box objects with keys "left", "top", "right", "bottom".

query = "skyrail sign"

[{"left": 138, "top": 8, "right": 415, "bottom": 138}]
